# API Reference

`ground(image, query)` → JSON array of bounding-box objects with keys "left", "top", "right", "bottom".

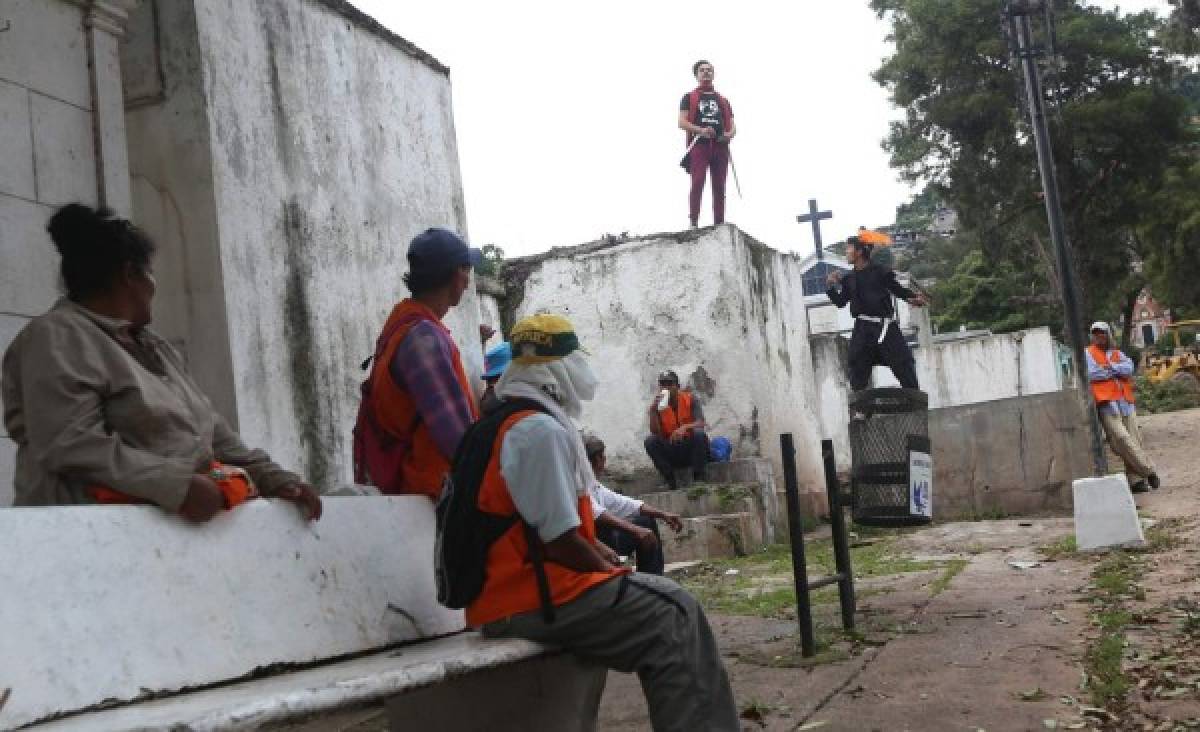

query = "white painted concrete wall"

[
  {"left": 507, "top": 225, "right": 827, "bottom": 498},
  {"left": 867, "top": 327, "right": 1063, "bottom": 408},
  {"left": 810, "top": 336, "right": 853, "bottom": 472},
  {"left": 0, "top": 497, "right": 462, "bottom": 729},
  {"left": 479, "top": 289, "right": 504, "bottom": 352},
  {"left": 123, "top": 0, "right": 482, "bottom": 491},
  {"left": 0, "top": 0, "right": 136, "bottom": 505},
  {"left": 813, "top": 327, "right": 1067, "bottom": 471}
]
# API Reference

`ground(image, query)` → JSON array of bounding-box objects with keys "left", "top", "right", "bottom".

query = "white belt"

[{"left": 856, "top": 315, "right": 893, "bottom": 344}]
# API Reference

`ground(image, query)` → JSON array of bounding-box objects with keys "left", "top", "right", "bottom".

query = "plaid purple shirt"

[{"left": 388, "top": 321, "right": 475, "bottom": 459}]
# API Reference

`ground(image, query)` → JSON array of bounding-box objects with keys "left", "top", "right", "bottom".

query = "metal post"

[
  {"left": 822, "top": 439, "right": 856, "bottom": 632},
  {"left": 780, "top": 433, "right": 816, "bottom": 657},
  {"left": 1008, "top": 2, "right": 1108, "bottom": 476}
]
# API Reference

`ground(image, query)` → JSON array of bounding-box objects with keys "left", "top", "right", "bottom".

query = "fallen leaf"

[
  {"left": 798, "top": 722, "right": 829, "bottom": 730},
  {"left": 1043, "top": 720, "right": 1058, "bottom": 730},
  {"left": 1019, "top": 688, "right": 1050, "bottom": 701}
]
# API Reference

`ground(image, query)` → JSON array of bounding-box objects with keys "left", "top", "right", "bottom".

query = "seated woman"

[{"left": 1, "top": 204, "right": 322, "bottom": 522}]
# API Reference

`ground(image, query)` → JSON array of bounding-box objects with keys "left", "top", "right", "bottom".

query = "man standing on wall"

[
  {"left": 826, "top": 236, "right": 928, "bottom": 394},
  {"left": 354, "top": 228, "right": 482, "bottom": 500},
  {"left": 1086, "top": 321, "right": 1160, "bottom": 493},
  {"left": 678, "top": 59, "right": 736, "bottom": 229},
  {"left": 644, "top": 370, "right": 709, "bottom": 490}
]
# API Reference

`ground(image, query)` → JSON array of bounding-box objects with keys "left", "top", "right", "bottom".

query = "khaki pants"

[
  {"left": 1099, "top": 410, "right": 1155, "bottom": 484},
  {"left": 483, "top": 573, "right": 740, "bottom": 732}
]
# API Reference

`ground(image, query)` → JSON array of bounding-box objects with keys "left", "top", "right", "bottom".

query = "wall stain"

[{"left": 281, "top": 199, "right": 331, "bottom": 487}]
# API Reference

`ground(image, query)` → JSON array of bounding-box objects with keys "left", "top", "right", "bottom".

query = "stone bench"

[{"left": 0, "top": 498, "right": 603, "bottom": 731}]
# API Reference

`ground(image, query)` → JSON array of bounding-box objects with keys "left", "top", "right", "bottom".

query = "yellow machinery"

[{"left": 1145, "top": 320, "right": 1200, "bottom": 391}]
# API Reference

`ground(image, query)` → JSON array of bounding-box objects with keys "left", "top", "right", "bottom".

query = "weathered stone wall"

[
  {"left": 813, "top": 327, "right": 1067, "bottom": 473},
  {"left": 0, "top": 0, "right": 136, "bottom": 505},
  {"left": 122, "top": 0, "right": 481, "bottom": 490},
  {"left": 929, "top": 390, "right": 1091, "bottom": 519},
  {"left": 502, "top": 225, "right": 827, "bottom": 507}
]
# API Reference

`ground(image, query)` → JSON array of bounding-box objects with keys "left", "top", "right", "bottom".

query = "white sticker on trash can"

[{"left": 909, "top": 450, "right": 932, "bottom": 518}]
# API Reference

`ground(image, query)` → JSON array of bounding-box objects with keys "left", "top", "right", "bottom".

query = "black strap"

[{"left": 523, "top": 522, "right": 557, "bottom": 624}]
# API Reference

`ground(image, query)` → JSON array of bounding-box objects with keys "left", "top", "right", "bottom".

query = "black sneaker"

[
  {"left": 1131, "top": 480, "right": 1149, "bottom": 494},
  {"left": 1148, "top": 473, "right": 1161, "bottom": 491}
]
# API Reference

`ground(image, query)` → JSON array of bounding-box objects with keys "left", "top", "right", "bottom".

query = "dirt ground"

[{"left": 598, "top": 407, "right": 1200, "bottom": 732}]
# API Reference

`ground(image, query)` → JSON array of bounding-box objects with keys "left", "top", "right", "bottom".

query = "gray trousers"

[{"left": 482, "top": 573, "right": 740, "bottom": 732}]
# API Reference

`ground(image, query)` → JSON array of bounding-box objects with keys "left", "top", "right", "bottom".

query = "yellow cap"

[{"left": 510, "top": 313, "right": 583, "bottom": 364}]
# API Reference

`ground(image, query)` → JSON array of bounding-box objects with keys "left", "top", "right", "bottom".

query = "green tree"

[
  {"left": 871, "top": 0, "right": 1195, "bottom": 349},
  {"left": 477, "top": 243, "right": 505, "bottom": 277}
]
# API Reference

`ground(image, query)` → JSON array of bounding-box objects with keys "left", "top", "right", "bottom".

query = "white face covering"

[
  {"left": 498, "top": 350, "right": 597, "bottom": 420},
  {"left": 496, "top": 350, "right": 599, "bottom": 494}
]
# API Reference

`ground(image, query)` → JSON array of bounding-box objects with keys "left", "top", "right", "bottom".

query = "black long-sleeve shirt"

[{"left": 826, "top": 264, "right": 916, "bottom": 318}]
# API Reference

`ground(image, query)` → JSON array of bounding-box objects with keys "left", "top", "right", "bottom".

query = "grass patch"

[
  {"left": 678, "top": 535, "right": 954, "bottom": 619},
  {"left": 929, "top": 559, "right": 968, "bottom": 596},
  {"left": 1137, "top": 517, "right": 1187, "bottom": 554},
  {"left": 1085, "top": 632, "right": 1129, "bottom": 707},
  {"left": 1080, "top": 551, "right": 1144, "bottom": 710},
  {"left": 1092, "top": 552, "right": 1137, "bottom": 600},
  {"left": 1040, "top": 535, "right": 1078, "bottom": 561}
]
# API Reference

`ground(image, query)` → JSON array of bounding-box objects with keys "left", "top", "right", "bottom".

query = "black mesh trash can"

[{"left": 848, "top": 388, "right": 933, "bottom": 527}]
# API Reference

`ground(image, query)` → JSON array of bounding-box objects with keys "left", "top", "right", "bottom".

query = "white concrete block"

[
  {"left": 1073, "top": 474, "right": 1145, "bottom": 551},
  {"left": 0, "top": 81, "right": 36, "bottom": 200},
  {"left": 0, "top": 196, "right": 59, "bottom": 315},
  {"left": 0, "top": 0, "right": 91, "bottom": 108},
  {"left": 31, "top": 92, "right": 98, "bottom": 206},
  {"left": 0, "top": 497, "right": 463, "bottom": 729}
]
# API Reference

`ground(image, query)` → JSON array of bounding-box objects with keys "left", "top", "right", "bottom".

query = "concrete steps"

[
  {"left": 603, "top": 457, "right": 785, "bottom": 564},
  {"left": 663, "top": 511, "right": 764, "bottom": 563},
  {"left": 632, "top": 481, "right": 771, "bottom": 564}
]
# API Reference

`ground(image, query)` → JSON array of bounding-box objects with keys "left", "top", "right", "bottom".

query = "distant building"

[
  {"left": 796, "top": 252, "right": 930, "bottom": 348},
  {"left": 1126, "top": 289, "right": 1172, "bottom": 348}
]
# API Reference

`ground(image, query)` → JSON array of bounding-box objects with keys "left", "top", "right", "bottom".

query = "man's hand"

[
  {"left": 276, "top": 482, "right": 323, "bottom": 521},
  {"left": 826, "top": 270, "right": 842, "bottom": 286},
  {"left": 699, "top": 127, "right": 716, "bottom": 139},
  {"left": 669, "top": 427, "right": 688, "bottom": 444},
  {"left": 479, "top": 324, "right": 495, "bottom": 344},
  {"left": 907, "top": 294, "right": 929, "bottom": 307},
  {"left": 633, "top": 527, "right": 659, "bottom": 553},
  {"left": 660, "top": 511, "right": 684, "bottom": 533},
  {"left": 179, "top": 474, "right": 224, "bottom": 523},
  {"left": 596, "top": 541, "right": 622, "bottom": 566}
]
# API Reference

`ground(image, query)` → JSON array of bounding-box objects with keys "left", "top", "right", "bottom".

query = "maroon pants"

[{"left": 688, "top": 140, "right": 729, "bottom": 226}]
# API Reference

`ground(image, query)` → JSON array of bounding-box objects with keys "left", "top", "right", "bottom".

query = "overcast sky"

[{"left": 353, "top": 1, "right": 1169, "bottom": 259}]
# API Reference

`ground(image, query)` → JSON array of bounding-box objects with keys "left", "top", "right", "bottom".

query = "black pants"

[
  {"left": 597, "top": 514, "right": 665, "bottom": 575},
  {"left": 644, "top": 430, "right": 709, "bottom": 488},
  {"left": 849, "top": 320, "right": 918, "bottom": 390}
]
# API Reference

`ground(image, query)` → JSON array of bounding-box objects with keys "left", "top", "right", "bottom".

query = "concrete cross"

[{"left": 797, "top": 198, "right": 833, "bottom": 261}]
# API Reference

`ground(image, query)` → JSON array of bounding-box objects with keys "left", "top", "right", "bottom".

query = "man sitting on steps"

[
  {"left": 584, "top": 434, "right": 684, "bottom": 575},
  {"left": 643, "top": 370, "right": 709, "bottom": 490}
]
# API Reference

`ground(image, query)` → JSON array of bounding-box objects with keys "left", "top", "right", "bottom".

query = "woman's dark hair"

[
  {"left": 693, "top": 59, "right": 712, "bottom": 76},
  {"left": 47, "top": 203, "right": 155, "bottom": 301}
]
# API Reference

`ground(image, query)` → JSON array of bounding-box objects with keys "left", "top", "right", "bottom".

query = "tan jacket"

[{"left": 2, "top": 300, "right": 300, "bottom": 510}]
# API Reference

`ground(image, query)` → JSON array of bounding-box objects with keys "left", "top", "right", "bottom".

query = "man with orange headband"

[
  {"left": 678, "top": 59, "right": 736, "bottom": 228},
  {"left": 827, "top": 235, "right": 928, "bottom": 393}
]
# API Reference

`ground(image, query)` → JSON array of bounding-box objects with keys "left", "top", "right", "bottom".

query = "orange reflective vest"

[
  {"left": 465, "top": 411, "right": 624, "bottom": 627},
  {"left": 89, "top": 461, "right": 256, "bottom": 509},
  {"left": 657, "top": 390, "right": 696, "bottom": 437},
  {"left": 1087, "top": 345, "right": 1136, "bottom": 405},
  {"left": 369, "top": 299, "right": 479, "bottom": 500}
]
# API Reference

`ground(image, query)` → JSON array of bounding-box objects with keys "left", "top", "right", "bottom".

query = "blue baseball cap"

[
  {"left": 483, "top": 341, "right": 512, "bottom": 380},
  {"left": 408, "top": 228, "right": 483, "bottom": 273}
]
